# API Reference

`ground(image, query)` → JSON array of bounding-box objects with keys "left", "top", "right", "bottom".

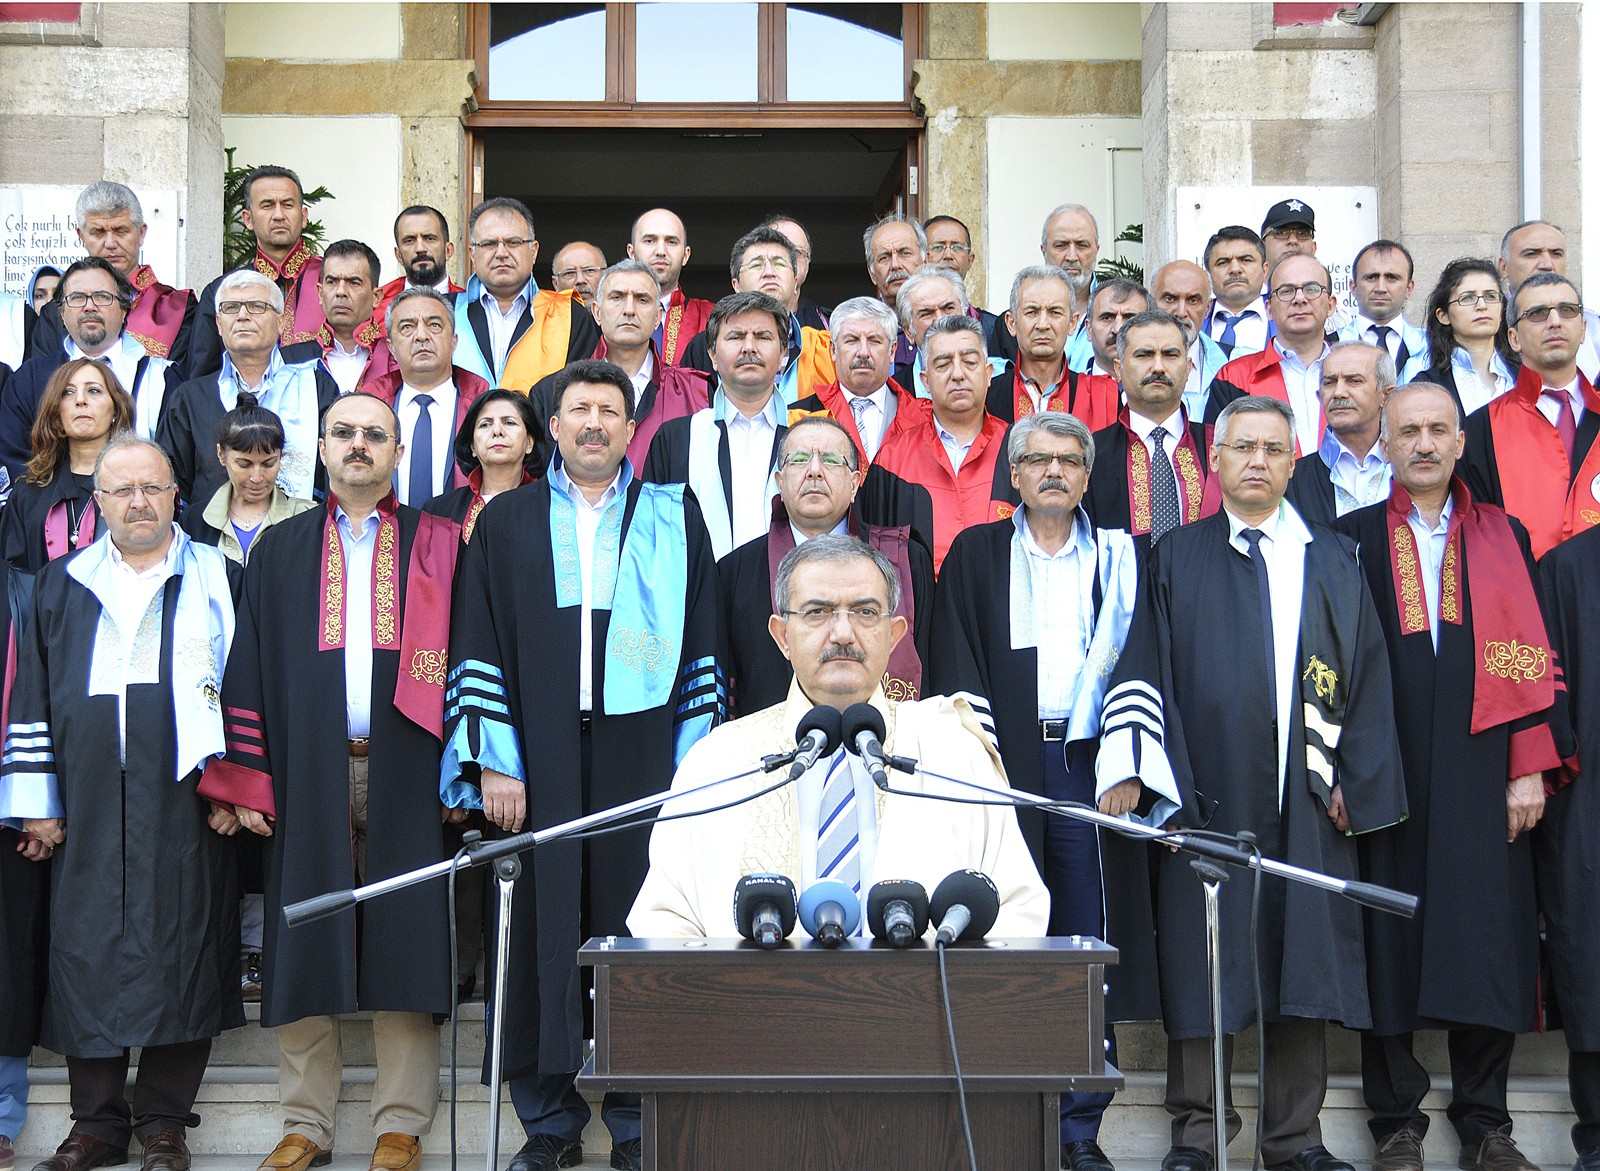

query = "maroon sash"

[
  {"left": 254, "top": 239, "right": 324, "bottom": 346},
  {"left": 125, "top": 265, "right": 190, "bottom": 359},
  {"left": 1121, "top": 410, "right": 1220, "bottom": 535},
  {"left": 44, "top": 497, "right": 96, "bottom": 561}
]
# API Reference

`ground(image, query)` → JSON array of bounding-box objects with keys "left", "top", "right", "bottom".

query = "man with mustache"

[
  {"left": 1151, "top": 260, "right": 1231, "bottom": 421},
  {"left": 371, "top": 205, "right": 464, "bottom": 334},
  {"left": 626, "top": 208, "right": 712, "bottom": 365},
  {"left": 1201, "top": 226, "right": 1269, "bottom": 358},
  {"left": 202, "top": 393, "right": 463, "bottom": 1171},
  {"left": 0, "top": 257, "right": 177, "bottom": 480},
  {"left": 548, "top": 241, "right": 607, "bottom": 304},
  {"left": 1040, "top": 203, "right": 1102, "bottom": 372},
  {"left": 1331, "top": 382, "right": 1556, "bottom": 1171},
  {"left": 1097, "top": 394, "right": 1406, "bottom": 1171},
  {"left": 931, "top": 410, "right": 1156, "bottom": 1171},
  {"left": 440, "top": 359, "right": 722, "bottom": 1171},
  {"left": 1086, "top": 311, "right": 1221, "bottom": 542},
  {"left": 866, "top": 213, "right": 928, "bottom": 370},
  {"left": 315, "top": 240, "right": 396, "bottom": 395},
  {"left": 1285, "top": 343, "right": 1395, "bottom": 526},
  {"left": 719, "top": 415, "right": 932, "bottom": 715},
  {"left": 986, "top": 266, "right": 1119, "bottom": 431}
]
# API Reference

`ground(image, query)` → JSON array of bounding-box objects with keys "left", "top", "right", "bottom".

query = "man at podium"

[{"left": 629, "top": 533, "right": 1048, "bottom": 938}]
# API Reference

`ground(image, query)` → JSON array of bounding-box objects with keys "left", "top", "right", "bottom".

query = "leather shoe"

[
  {"left": 31, "top": 1131, "right": 128, "bottom": 1171},
  {"left": 368, "top": 1134, "right": 420, "bottom": 1171},
  {"left": 1268, "top": 1145, "right": 1356, "bottom": 1171},
  {"left": 138, "top": 1128, "right": 189, "bottom": 1171},
  {"left": 1, "top": 1136, "right": 16, "bottom": 1171},
  {"left": 1374, "top": 1125, "right": 1425, "bottom": 1171},
  {"left": 1574, "top": 1151, "right": 1600, "bottom": 1171},
  {"left": 1462, "top": 1127, "right": 1539, "bottom": 1171},
  {"left": 1162, "top": 1147, "right": 1214, "bottom": 1171},
  {"left": 507, "top": 1136, "right": 583, "bottom": 1171},
  {"left": 258, "top": 1134, "right": 331, "bottom": 1171},
  {"left": 1065, "top": 1140, "right": 1116, "bottom": 1171},
  {"left": 610, "top": 1140, "right": 642, "bottom": 1171}
]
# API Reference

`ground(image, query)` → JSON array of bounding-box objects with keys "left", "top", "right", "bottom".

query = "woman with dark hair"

[
  {"left": 0, "top": 357, "right": 133, "bottom": 571},
  {"left": 27, "top": 265, "right": 61, "bottom": 314},
  {"left": 180, "top": 390, "right": 316, "bottom": 564},
  {"left": 423, "top": 386, "right": 538, "bottom": 541},
  {"left": 1419, "top": 257, "right": 1520, "bottom": 414}
]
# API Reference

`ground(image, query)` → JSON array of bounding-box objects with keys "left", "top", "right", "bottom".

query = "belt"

[
  {"left": 1039, "top": 719, "right": 1067, "bottom": 743},
  {"left": 348, "top": 738, "right": 369, "bottom": 758},
  {"left": 579, "top": 713, "right": 592, "bottom": 733}
]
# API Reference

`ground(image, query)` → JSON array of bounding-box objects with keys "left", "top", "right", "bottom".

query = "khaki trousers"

[{"left": 275, "top": 754, "right": 440, "bottom": 1149}]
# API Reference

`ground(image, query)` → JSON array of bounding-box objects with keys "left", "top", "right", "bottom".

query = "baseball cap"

[{"left": 1261, "top": 199, "right": 1315, "bottom": 235}]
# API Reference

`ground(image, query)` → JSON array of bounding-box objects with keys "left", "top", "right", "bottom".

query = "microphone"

[
  {"left": 787, "top": 706, "right": 844, "bottom": 781},
  {"left": 840, "top": 702, "right": 890, "bottom": 788},
  {"left": 866, "top": 879, "right": 929, "bottom": 947},
  {"left": 797, "top": 879, "right": 861, "bottom": 948},
  {"left": 929, "top": 869, "right": 1000, "bottom": 947},
  {"left": 733, "top": 873, "right": 798, "bottom": 949}
]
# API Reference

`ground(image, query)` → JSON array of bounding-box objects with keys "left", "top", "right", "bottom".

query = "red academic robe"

[
  {"left": 786, "top": 377, "right": 930, "bottom": 467},
  {"left": 124, "top": 265, "right": 195, "bottom": 360},
  {"left": 658, "top": 288, "right": 714, "bottom": 367},
  {"left": 372, "top": 275, "right": 465, "bottom": 334},
  {"left": 1210, "top": 345, "right": 1323, "bottom": 455},
  {"left": 254, "top": 239, "right": 325, "bottom": 348},
  {"left": 984, "top": 362, "right": 1121, "bottom": 432},
  {"left": 316, "top": 318, "right": 397, "bottom": 392}
]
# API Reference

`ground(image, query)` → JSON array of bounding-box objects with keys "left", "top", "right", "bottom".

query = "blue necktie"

[
  {"left": 408, "top": 393, "right": 434, "bottom": 506},
  {"left": 1148, "top": 426, "right": 1181, "bottom": 540},
  {"left": 1219, "top": 311, "right": 1248, "bottom": 350},
  {"left": 817, "top": 750, "right": 861, "bottom": 898},
  {"left": 1372, "top": 324, "right": 1410, "bottom": 373}
]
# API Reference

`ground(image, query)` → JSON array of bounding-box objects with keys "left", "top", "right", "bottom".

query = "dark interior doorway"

[{"left": 481, "top": 127, "right": 915, "bottom": 310}]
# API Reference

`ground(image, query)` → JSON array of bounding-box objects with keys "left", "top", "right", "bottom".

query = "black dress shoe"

[
  {"left": 1574, "top": 1150, "right": 1600, "bottom": 1171},
  {"left": 1268, "top": 1145, "right": 1356, "bottom": 1171},
  {"left": 138, "top": 1128, "right": 190, "bottom": 1171},
  {"left": 506, "top": 1136, "right": 583, "bottom": 1171},
  {"left": 1162, "top": 1146, "right": 1214, "bottom": 1171},
  {"left": 1064, "top": 1140, "right": 1116, "bottom": 1171},
  {"left": 31, "top": 1131, "right": 128, "bottom": 1171},
  {"left": 610, "top": 1139, "right": 642, "bottom": 1171}
]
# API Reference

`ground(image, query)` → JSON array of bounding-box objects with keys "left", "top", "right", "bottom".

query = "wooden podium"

[{"left": 577, "top": 936, "right": 1121, "bottom": 1171}]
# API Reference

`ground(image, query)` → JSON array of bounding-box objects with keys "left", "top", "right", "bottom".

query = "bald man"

[
  {"left": 629, "top": 208, "right": 713, "bottom": 365},
  {"left": 1152, "top": 260, "right": 1230, "bottom": 420},
  {"left": 550, "top": 241, "right": 607, "bottom": 304}
]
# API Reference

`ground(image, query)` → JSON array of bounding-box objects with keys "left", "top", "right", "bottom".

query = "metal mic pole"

[
  {"left": 1193, "top": 860, "right": 1230, "bottom": 1171},
  {"left": 485, "top": 854, "right": 520, "bottom": 1171}
]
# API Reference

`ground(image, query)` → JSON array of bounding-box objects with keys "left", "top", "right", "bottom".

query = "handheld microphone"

[
  {"left": 787, "top": 706, "right": 844, "bottom": 781},
  {"left": 929, "top": 870, "right": 1000, "bottom": 947},
  {"left": 866, "top": 879, "right": 930, "bottom": 947},
  {"left": 797, "top": 879, "right": 861, "bottom": 947},
  {"left": 840, "top": 702, "right": 890, "bottom": 788},
  {"left": 733, "top": 873, "right": 798, "bottom": 949}
]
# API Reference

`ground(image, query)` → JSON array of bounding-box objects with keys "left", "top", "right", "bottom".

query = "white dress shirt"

[
  {"left": 1275, "top": 338, "right": 1329, "bottom": 454},
  {"left": 323, "top": 336, "right": 370, "bottom": 395},
  {"left": 1225, "top": 502, "right": 1309, "bottom": 801},
  {"left": 548, "top": 463, "right": 624, "bottom": 712},
  {"left": 102, "top": 532, "right": 184, "bottom": 760},
  {"left": 338, "top": 508, "right": 378, "bottom": 738},
  {"left": 395, "top": 380, "right": 458, "bottom": 506},
  {"left": 480, "top": 288, "right": 529, "bottom": 377},
  {"left": 1127, "top": 405, "right": 1184, "bottom": 474},
  {"left": 1017, "top": 509, "right": 1092, "bottom": 719},
  {"left": 1407, "top": 495, "right": 1453, "bottom": 653},
  {"left": 628, "top": 349, "right": 656, "bottom": 400},
  {"left": 845, "top": 383, "right": 892, "bottom": 461},
  {"left": 796, "top": 748, "right": 879, "bottom": 891},
  {"left": 1207, "top": 296, "right": 1269, "bottom": 355},
  {"left": 1535, "top": 374, "right": 1585, "bottom": 428},
  {"left": 1450, "top": 346, "right": 1516, "bottom": 415},
  {"left": 1318, "top": 432, "right": 1392, "bottom": 516},
  {"left": 726, "top": 405, "right": 779, "bottom": 549},
  {"left": 934, "top": 415, "right": 977, "bottom": 474}
]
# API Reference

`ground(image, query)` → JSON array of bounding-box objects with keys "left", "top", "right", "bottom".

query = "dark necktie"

[
  {"left": 1148, "top": 426, "right": 1181, "bottom": 540},
  {"left": 408, "top": 393, "right": 434, "bottom": 505},
  {"left": 1543, "top": 387, "right": 1579, "bottom": 466},
  {"left": 1241, "top": 528, "right": 1276, "bottom": 719},
  {"left": 1371, "top": 323, "right": 1410, "bottom": 372},
  {"left": 1219, "top": 311, "right": 1248, "bottom": 350}
]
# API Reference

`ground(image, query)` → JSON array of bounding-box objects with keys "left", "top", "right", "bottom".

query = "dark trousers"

[
  {"left": 1569, "top": 1050, "right": 1600, "bottom": 1155},
  {"left": 1042, "top": 740, "right": 1117, "bottom": 1143},
  {"left": 1361, "top": 1028, "right": 1514, "bottom": 1147},
  {"left": 1166, "top": 1020, "right": 1327, "bottom": 1164},
  {"left": 65, "top": 1038, "right": 212, "bottom": 1147}
]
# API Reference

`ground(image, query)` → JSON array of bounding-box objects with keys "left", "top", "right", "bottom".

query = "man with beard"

[
  {"left": 1201, "top": 226, "right": 1270, "bottom": 358},
  {"left": 549, "top": 242, "right": 607, "bottom": 304},
  {"left": 866, "top": 214, "right": 928, "bottom": 369},
  {"left": 1151, "top": 260, "right": 1231, "bottom": 420},
  {"left": 1285, "top": 343, "right": 1394, "bottom": 526},
  {"left": 316, "top": 240, "right": 395, "bottom": 394},
  {"left": 627, "top": 208, "right": 713, "bottom": 365},
  {"left": 987, "top": 265, "right": 1120, "bottom": 430},
  {"left": 373, "top": 205, "right": 464, "bottom": 328},
  {"left": 1041, "top": 204, "right": 1101, "bottom": 372},
  {"left": 442, "top": 359, "right": 723, "bottom": 1171}
]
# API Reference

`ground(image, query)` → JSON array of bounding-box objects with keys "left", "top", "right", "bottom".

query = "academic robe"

[
  {"left": 315, "top": 319, "right": 397, "bottom": 393},
  {"left": 0, "top": 565, "right": 42, "bottom": 1058},
  {"left": 29, "top": 265, "right": 196, "bottom": 371},
  {"left": 1097, "top": 509, "right": 1406, "bottom": 1038},
  {"left": 718, "top": 503, "right": 933, "bottom": 716},
  {"left": 371, "top": 276, "right": 465, "bottom": 334},
  {"left": 641, "top": 403, "right": 785, "bottom": 561},
  {"left": 929, "top": 513, "right": 1160, "bottom": 1023},
  {"left": 1084, "top": 411, "right": 1220, "bottom": 540},
  {"left": 365, "top": 365, "right": 491, "bottom": 496},
  {"left": 422, "top": 467, "right": 535, "bottom": 545},
  {"left": 679, "top": 317, "right": 837, "bottom": 405},
  {"left": 197, "top": 503, "right": 458, "bottom": 1026},
  {"left": 0, "top": 469, "right": 104, "bottom": 572},
  {"left": 189, "top": 240, "right": 326, "bottom": 380},
  {"left": 1337, "top": 491, "right": 1555, "bottom": 1034},
  {"left": 3, "top": 546, "right": 243, "bottom": 1056},
  {"left": 656, "top": 288, "right": 714, "bottom": 366},
  {"left": 528, "top": 344, "right": 711, "bottom": 472},
  {"left": 439, "top": 474, "right": 725, "bottom": 1079},
  {"left": 453, "top": 276, "right": 600, "bottom": 393},
  {"left": 985, "top": 363, "right": 1121, "bottom": 432},
  {"left": 1205, "top": 348, "right": 1293, "bottom": 430},
  {"left": 1285, "top": 453, "right": 1337, "bottom": 528},
  {"left": 785, "top": 377, "right": 928, "bottom": 468}
]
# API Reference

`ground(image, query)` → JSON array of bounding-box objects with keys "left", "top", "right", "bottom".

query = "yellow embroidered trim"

[
  {"left": 1392, "top": 525, "right": 1425, "bottom": 634},
  {"left": 373, "top": 516, "right": 398, "bottom": 647},
  {"left": 1482, "top": 639, "right": 1549, "bottom": 682}
]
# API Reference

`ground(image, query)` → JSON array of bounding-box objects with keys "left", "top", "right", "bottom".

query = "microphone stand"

[
  {"left": 283, "top": 750, "right": 804, "bottom": 1171},
  {"left": 876, "top": 754, "right": 1417, "bottom": 1171}
]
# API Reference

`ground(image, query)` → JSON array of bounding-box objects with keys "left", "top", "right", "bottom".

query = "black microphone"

[
  {"left": 733, "top": 873, "right": 798, "bottom": 949},
  {"left": 787, "top": 706, "right": 844, "bottom": 781},
  {"left": 929, "top": 869, "right": 1000, "bottom": 947},
  {"left": 866, "top": 879, "right": 930, "bottom": 947},
  {"left": 840, "top": 702, "right": 890, "bottom": 787}
]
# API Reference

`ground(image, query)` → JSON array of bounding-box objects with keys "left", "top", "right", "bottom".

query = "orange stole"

[
  {"left": 1487, "top": 369, "right": 1600, "bottom": 558},
  {"left": 500, "top": 289, "right": 578, "bottom": 392}
]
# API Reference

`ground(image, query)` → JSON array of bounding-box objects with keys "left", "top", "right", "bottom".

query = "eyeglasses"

[
  {"left": 218, "top": 300, "right": 277, "bottom": 317},
  {"left": 97, "top": 482, "right": 175, "bottom": 501},
  {"left": 1517, "top": 302, "right": 1584, "bottom": 325},
  {"left": 326, "top": 424, "right": 394, "bottom": 445},
  {"left": 928, "top": 242, "right": 972, "bottom": 257},
  {"left": 1270, "top": 282, "right": 1327, "bottom": 302},
  {"left": 780, "top": 604, "right": 886, "bottom": 629},
  {"left": 470, "top": 237, "right": 532, "bottom": 253},
  {"left": 740, "top": 255, "right": 792, "bottom": 275},
  {"left": 1451, "top": 290, "right": 1503, "bottom": 308},
  {"left": 63, "top": 291, "right": 120, "bottom": 309},
  {"left": 554, "top": 266, "right": 602, "bottom": 282},
  {"left": 1218, "top": 439, "right": 1293, "bottom": 459},
  {"left": 780, "top": 449, "right": 853, "bottom": 470},
  {"left": 1015, "top": 451, "right": 1087, "bottom": 470}
]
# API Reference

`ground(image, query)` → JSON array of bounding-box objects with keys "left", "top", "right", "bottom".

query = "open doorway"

[{"left": 481, "top": 126, "right": 917, "bottom": 309}]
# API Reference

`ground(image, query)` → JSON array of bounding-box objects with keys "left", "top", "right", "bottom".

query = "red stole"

[
  {"left": 1012, "top": 361, "right": 1071, "bottom": 420},
  {"left": 317, "top": 318, "right": 396, "bottom": 391},
  {"left": 661, "top": 288, "right": 713, "bottom": 367},
  {"left": 125, "top": 265, "right": 190, "bottom": 359},
  {"left": 459, "top": 466, "right": 534, "bottom": 545},
  {"left": 1217, "top": 346, "right": 1326, "bottom": 456},
  {"left": 44, "top": 497, "right": 96, "bottom": 561},
  {"left": 317, "top": 496, "right": 461, "bottom": 739},
  {"left": 366, "top": 366, "right": 490, "bottom": 491},
  {"left": 372, "top": 275, "right": 464, "bottom": 333},
  {"left": 595, "top": 341, "right": 711, "bottom": 470},
  {"left": 254, "top": 239, "right": 325, "bottom": 347},
  {"left": 1120, "top": 410, "right": 1219, "bottom": 536},
  {"left": 1485, "top": 366, "right": 1600, "bottom": 559},
  {"left": 1386, "top": 479, "right": 1557, "bottom": 736}
]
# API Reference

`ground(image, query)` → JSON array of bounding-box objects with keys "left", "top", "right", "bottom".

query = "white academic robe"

[{"left": 627, "top": 682, "right": 1050, "bottom": 940}]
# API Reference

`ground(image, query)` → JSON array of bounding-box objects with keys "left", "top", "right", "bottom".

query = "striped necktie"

[{"left": 816, "top": 749, "right": 861, "bottom": 897}]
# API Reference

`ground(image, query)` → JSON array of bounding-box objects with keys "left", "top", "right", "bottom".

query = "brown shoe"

[
  {"left": 1, "top": 1136, "right": 16, "bottom": 1171},
  {"left": 1374, "top": 1127, "right": 1425, "bottom": 1171},
  {"left": 31, "top": 1131, "right": 128, "bottom": 1171},
  {"left": 257, "top": 1135, "right": 332, "bottom": 1171},
  {"left": 1461, "top": 1127, "right": 1539, "bottom": 1171},
  {"left": 138, "top": 1128, "right": 189, "bottom": 1171},
  {"left": 369, "top": 1134, "right": 421, "bottom": 1171}
]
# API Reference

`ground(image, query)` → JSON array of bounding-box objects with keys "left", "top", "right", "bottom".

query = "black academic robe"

[
  {"left": 0, "top": 565, "right": 43, "bottom": 1058},
  {"left": 1461, "top": 396, "right": 1600, "bottom": 510},
  {"left": 1535, "top": 527, "right": 1600, "bottom": 1048},
  {"left": 0, "top": 470, "right": 104, "bottom": 573},
  {"left": 30, "top": 297, "right": 197, "bottom": 383},
  {"left": 446, "top": 477, "right": 724, "bottom": 1079},
  {"left": 929, "top": 516, "right": 1160, "bottom": 1023},
  {"left": 1109, "top": 512, "right": 1405, "bottom": 1038},
  {"left": 718, "top": 508, "right": 934, "bottom": 716},
  {"left": 12, "top": 552, "right": 242, "bottom": 1055},
  {"left": 1084, "top": 416, "right": 1215, "bottom": 537},
  {"left": 208, "top": 507, "right": 453, "bottom": 1026},
  {"left": 1336, "top": 503, "right": 1545, "bottom": 1034},
  {"left": 1285, "top": 453, "right": 1336, "bottom": 528}
]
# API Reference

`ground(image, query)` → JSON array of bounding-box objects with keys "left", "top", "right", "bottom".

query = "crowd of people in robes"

[{"left": 0, "top": 167, "right": 1599, "bottom": 1171}]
